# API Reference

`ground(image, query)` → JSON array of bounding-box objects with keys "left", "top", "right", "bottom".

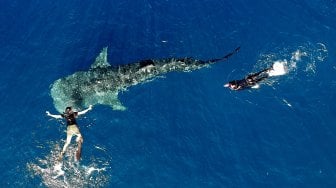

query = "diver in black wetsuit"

[{"left": 224, "top": 67, "right": 272, "bottom": 90}]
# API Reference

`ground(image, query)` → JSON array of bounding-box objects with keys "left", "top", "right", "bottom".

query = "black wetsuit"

[
  {"left": 61, "top": 112, "right": 78, "bottom": 126},
  {"left": 229, "top": 68, "right": 270, "bottom": 90},
  {"left": 230, "top": 79, "right": 250, "bottom": 89}
]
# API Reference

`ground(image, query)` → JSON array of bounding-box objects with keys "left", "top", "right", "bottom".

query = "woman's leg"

[
  {"left": 59, "top": 131, "right": 73, "bottom": 161},
  {"left": 75, "top": 134, "right": 83, "bottom": 161}
]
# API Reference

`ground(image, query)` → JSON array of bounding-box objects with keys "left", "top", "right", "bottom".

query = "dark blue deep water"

[{"left": 1, "top": 0, "right": 336, "bottom": 187}]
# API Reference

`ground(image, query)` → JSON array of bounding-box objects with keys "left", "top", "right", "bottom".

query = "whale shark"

[{"left": 50, "top": 47, "right": 240, "bottom": 112}]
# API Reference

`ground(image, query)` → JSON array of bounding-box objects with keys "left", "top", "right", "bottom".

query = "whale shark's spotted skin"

[{"left": 50, "top": 47, "right": 239, "bottom": 112}]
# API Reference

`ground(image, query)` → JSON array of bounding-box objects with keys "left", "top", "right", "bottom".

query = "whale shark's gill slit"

[{"left": 50, "top": 46, "right": 240, "bottom": 112}]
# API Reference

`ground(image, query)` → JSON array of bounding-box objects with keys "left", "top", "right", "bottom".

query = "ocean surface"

[{"left": 1, "top": 0, "right": 336, "bottom": 187}]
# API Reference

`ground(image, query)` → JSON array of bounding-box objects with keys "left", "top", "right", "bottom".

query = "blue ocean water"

[{"left": 1, "top": 0, "right": 336, "bottom": 187}]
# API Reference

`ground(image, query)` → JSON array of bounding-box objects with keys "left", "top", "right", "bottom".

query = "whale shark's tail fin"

[{"left": 208, "top": 46, "right": 240, "bottom": 63}]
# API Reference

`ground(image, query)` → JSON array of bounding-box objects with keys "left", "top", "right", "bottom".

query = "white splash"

[
  {"left": 257, "top": 42, "right": 328, "bottom": 80},
  {"left": 291, "top": 50, "right": 307, "bottom": 62},
  {"left": 27, "top": 143, "right": 110, "bottom": 188},
  {"left": 85, "top": 166, "right": 106, "bottom": 176},
  {"left": 52, "top": 162, "right": 65, "bottom": 179},
  {"left": 268, "top": 60, "right": 288, "bottom": 77}
]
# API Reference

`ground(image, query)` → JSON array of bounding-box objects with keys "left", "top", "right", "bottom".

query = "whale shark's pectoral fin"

[
  {"left": 91, "top": 47, "right": 112, "bottom": 69},
  {"left": 108, "top": 96, "right": 127, "bottom": 111},
  {"left": 84, "top": 91, "right": 126, "bottom": 111}
]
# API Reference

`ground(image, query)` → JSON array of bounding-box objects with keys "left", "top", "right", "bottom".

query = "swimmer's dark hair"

[{"left": 65, "top": 107, "right": 72, "bottom": 111}]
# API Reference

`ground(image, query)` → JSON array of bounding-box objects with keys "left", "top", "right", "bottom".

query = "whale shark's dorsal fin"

[{"left": 91, "top": 47, "right": 111, "bottom": 69}]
